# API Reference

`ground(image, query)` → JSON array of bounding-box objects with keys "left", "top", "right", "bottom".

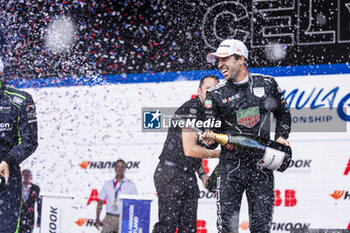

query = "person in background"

[
  {"left": 0, "top": 57, "right": 38, "bottom": 233},
  {"left": 95, "top": 159, "right": 137, "bottom": 233},
  {"left": 19, "top": 169, "right": 42, "bottom": 233},
  {"left": 152, "top": 75, "right": 221, "bottom": 233}
]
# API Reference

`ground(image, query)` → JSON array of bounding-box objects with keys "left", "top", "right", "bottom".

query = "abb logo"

[
  {"left": 274, "top": 190, "right": 297, "bottom": 207},
  {"left": 87, "top": 189, "right": 106, "bottom": 205},
  {"left": 344, "top": 158, "right": 350, "bottom": 175},
  {"left": 197, "top": 220, "right": 207, "bottom": 233},
  {"left": 175, "top": 220, "right": 207, "bottom": 233},
  {"left": 330, "top": 190, "right": 350, "bottom": 200}
]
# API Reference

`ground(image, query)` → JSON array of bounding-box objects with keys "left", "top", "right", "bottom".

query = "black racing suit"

[
  {"left": 205, "top": 73, "right": 291, "bottom": 233},
  {"left": 0, "top": 84, "right": 38, "bottom": 233},
  {"left": 152, "top": 96, "right": 215, "bottom": 233}
]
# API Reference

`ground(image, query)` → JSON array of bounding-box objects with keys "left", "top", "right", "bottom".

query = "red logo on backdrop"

[
  {"left": 274, "top": 189, "right": 297, "bottom": 207},
  {"left": 344, "top": 158, "right": 350, "bottom": 175},
  {"left": 191, "top": 94, "right": 197, "bottom": 100},
  {"left": 202, "top": 159, "right": 209, "bottom": 174},
  {"left": 87, "top": 189, "right": 106, "bottom": 205},
  {"left": 197, "top": 220, "right": 207, "bottom": 233},
  {"left": 240, "top": 221, "right": 249, "bottom": 230},
  {"left": 347, "top": 222, "right": 350, "bottom": 229}
]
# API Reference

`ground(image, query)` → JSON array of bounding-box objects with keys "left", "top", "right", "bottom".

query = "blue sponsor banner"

[
  {"left": 120, "top": 198, "right": 152, "bottom": 233},
  {"left": 8, "top": 63, "right": 350, "bottom": 89}
]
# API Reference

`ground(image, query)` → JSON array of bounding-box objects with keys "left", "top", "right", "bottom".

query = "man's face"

[
  {"left": 114, "top": 162, "right": 126, "bottom": 177},
  {"left": 22, "top": 170, "right": 32, "bottom": 183},
  {"left": 217, "top": 55, "right": 243, "bottom": 81},
  {"left": 198, "top": 78, "right": 219, "bottom": 104}
]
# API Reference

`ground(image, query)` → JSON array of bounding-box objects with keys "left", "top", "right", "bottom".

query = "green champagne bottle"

[
  {"left": 214, "top": 133, "right": 292, "bottom": 172},
  {"left": 206, "top": 133, "right": 292, "bottom": 192},
  {"left": 206, "top": 165, "right": 218, "bottom": 193}
]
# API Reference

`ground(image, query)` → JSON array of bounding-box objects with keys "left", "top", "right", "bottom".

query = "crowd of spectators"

[{"left": 0, "top": 0, "right": 347, "bottom": 81}]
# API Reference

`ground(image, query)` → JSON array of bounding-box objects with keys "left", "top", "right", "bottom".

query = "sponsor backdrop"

[{"left": 17, "top": 71, "right": 350, "bottom": 233}]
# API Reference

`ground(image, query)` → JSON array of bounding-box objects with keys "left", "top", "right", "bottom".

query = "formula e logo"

[
  {"left": 0, "top": 123, "right": 12, "bottom": 131},
  {"left": 143, "top": 110, "right": 161, "bottom": 129}
]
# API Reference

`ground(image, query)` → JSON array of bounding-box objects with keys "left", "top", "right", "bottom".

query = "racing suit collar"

[{"left": 227, "top": 72, "right": 252, "bottom": 88}]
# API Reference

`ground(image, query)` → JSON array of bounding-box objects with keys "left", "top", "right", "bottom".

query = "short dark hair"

[
  {"left": 22, "top": 169, "right": 32, "bottom": 176},
  {"left": 233, "top": 54, "right": 242, "bottom": 60},
  {"left": 232, "top": 54, "right": 248, "bottom": 67},
  {"left": 114, "top": 159, "right": 126, "bottom": 167},
  {"left": 199, "top": 75, "right": 219, "bottom": 88}
]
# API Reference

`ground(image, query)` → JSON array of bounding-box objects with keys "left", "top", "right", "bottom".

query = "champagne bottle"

[
  {"left": 214, "top": 133, "right": 292, "bottom": 172},
  {"left": 0, "top": 176, "right": 5, "bottom": 192}
]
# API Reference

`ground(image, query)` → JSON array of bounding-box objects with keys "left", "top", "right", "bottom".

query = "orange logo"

[
  {"left": 240, "top": 221, "right": 249, "bottom": 230},
  {"left": 80, "top": 161, "right": 90, "bottom": 169},
  {"left": 75, "top": 218, "right": 87, "bottom": 226},
  {"left": 330, "top": 190, "right": 345, "bottom": 200}
]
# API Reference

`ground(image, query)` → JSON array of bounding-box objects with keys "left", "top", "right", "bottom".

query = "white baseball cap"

[
  {"left": 0, "top": 58, "right": 3, "bottom": 72},
  {"left": 206, "top": 39, "right": 249, "bottom": 63}
]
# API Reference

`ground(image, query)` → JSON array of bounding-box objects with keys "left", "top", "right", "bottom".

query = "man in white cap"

[
  {"left": 201, "top": 39, "right": 291, "bottom": 233},
  {"left": 0, "top": 57, "right": 38, "bottom": 233}
]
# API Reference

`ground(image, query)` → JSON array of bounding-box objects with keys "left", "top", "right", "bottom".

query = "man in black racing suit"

[
  {"left": 152, "top": 75, "right": 221, "bottom": 233},
  {"left": 202, "top": 39, "right": 291, "bottom": 233},
  {"left": 0, "top": 58, "right": 38, "bottom": 233}
]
